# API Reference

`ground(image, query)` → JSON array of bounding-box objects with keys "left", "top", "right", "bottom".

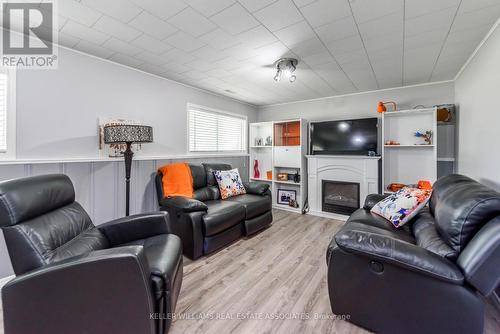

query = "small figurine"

[{"left": 415, "top": 130, "right": 433, "bottom": 145}]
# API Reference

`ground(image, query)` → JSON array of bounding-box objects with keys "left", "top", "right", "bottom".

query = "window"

[
  {"left": 188, "top": 104, "right": 247, "bottom": 153},
  {"left": 0, "top": 69, "right": 15, "bottom": 158}
]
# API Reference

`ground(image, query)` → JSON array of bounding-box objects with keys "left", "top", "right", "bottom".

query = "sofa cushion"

[
  {"left": 189, "top": 164, "right": 207, "bottom": 190},
  {"left": 214, "top": 168, "right": 246, "bottom": 199},
  {"left": 203, "top": 163, "right": 232, "bottom": 186},
  {"left": 226, "top": 194, "right": 271, "bottom": 219},
  {"left": 202, "top": 200, "right": 245, "bottom": 236},
  {"left": 122, "top": 234, "right": 182, "bottom": 297},
  {"left": 347, "top": 208, "right": 415, "bottom": 244},
  {"left": 431, "top": 174, "right": 500, "bottom": 252},
  {"left": 193, "top": 186, "right": 220, "bottom": 202},
  {"left": 412, "top": 208, "right": 458, "bottom": 260}
]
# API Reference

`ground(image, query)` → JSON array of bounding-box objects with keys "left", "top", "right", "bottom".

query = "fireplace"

[{"left": 322, "top": 180, "right": 360, "bottom": 215}]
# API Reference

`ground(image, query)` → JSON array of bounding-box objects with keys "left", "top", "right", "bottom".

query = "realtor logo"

[{"left": 1, "top": 0, "right": 58, "bottom": 68}]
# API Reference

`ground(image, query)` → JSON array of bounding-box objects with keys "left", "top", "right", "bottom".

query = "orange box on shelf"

[{"left": 266, "top": 171, "right": 272, "bottom": 180}]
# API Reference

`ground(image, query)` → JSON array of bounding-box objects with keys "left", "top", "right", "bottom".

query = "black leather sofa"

[
  {"left": 0, "top": 174, "right": 183, "bottom": 334},
  {"left": 327, "top": 174, "right": 500, "bottom": 334},
  {"left": 156, "top": 163, "right": 272, "bottom": 259}
]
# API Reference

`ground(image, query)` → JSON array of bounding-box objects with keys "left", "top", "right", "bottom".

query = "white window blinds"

[
  {"left": 188, "top": 104, "right": 246, "bottom": 152},
  {"left": 0, "top": 71, "right": 8, "bottom": 152}
]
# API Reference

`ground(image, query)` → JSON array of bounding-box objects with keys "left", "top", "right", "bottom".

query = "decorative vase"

[{"left": 253, "top": 160, "right": 260, "bottom": 179}]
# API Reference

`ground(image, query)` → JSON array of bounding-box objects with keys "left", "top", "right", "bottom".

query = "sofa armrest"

[
  {"left": 98, "top": 212, "right": 171, "bottom": 246},
  {"left": 2, "top": 247, "right": 156, "bottom": 334},
  {"left": 243, "top": 182, "right": 270, "bottom": 196},
  {"left": 363, "top": 193, "right": 390, "bottom": 210},
  {"left": 159, "top": 196, "right": 208, "bottom": 213},
  {"left": 335, "top": 228, "right": 464, "bottom": 284}
]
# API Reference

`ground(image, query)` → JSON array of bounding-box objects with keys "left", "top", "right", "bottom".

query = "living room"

[{"left": 0, "top": 1, "right": 499, "bottom": 333}]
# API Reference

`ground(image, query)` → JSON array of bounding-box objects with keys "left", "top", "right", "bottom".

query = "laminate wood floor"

[{"left": 0, "top": 209, "right": 499, "bottom": 334}]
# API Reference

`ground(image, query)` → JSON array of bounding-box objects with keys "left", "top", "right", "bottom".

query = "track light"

[{"left": 273, "top": 58, "right": 298, "bottom": 83}]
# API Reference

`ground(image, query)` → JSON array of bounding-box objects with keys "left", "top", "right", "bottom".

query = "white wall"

[
  {"left": 257, "top": 82, "right": 454, "bottom": 122},
  {"left": 455, "top": 23, "right": 500, "bottom": 191},
  {"left": 16, "top": 46, "right": 257, "bottom": 159}
]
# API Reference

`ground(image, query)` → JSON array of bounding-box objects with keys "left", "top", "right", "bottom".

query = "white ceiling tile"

[
  {"left": 293, "top": 0, "right": 317, "bottom": 8},
  {"left": 162, "top": 62, "right": 191, "bottom": 74},
  {"left": 404, "top": 29, "right": 448, "bottom": 51},
  {"left": 93, "top": 16, "right": 142, "bottom": 42},
  {"left": 445, "top": 25, "right": 492, "bottom": 46},
  {"left": 199, "top": 28, "right": 241, "bottom": 49},
  {"left": 211, "top": 3, "right": 260, "bottom": 34},
  {"left": 254, "top": 0, "right": 303, "bottom": 32},
  {"left": 134, "top": 51, "right": 168, "bottom": 66},
  {"left": 185, "top": 0, "right": 236, "bottom": 17},
  {"left": 74, "top": 40, "right": 115, "bottom": 59},
  {"left": 129, "top": 0, "right": 188, "bottom": 20},
  {"left": 102, "top": 37, "right": 142, "bottom": 56},
  {"left": 223, "top": 44, "right": 260, "bottom": 60},
  {"left": 345, "top": 69, "right": 378, "bottom": 91},
  {"left": 300, "top": 0, "right": 352, "bottom": 28},
  {"left": 253, "top": 41, "right": 291, "bottom": 64},
  {"left": 109, "top": 53, "right": 144, "bottom": 67},
  {"left": 129, "top": 11, "right": 177, "bottom": 40},
  {"left": 405, "top": 7, "right": 456, "bottom": 37},
  {"left": 191, "top": 46, "right": 228, "bottom": 62},
  {"left": 185, "top": 59, "right": 218, "bottom": 71},
  {"left": 205, "top": 68, "right": 234, "bottom": 78},
  {"left": 81, "top": 0, "right": 142, "bottom": 23},
  {"left": 350, "top": 0, "right": 403, "bottom": 24},
  {"left": 451, "top": 5, "right": 500, "bottom": 32},
  {"left": 183, "top": 70, "right": 209, "bottom": 80},
  {"left": 165, "top": 31, "right": 206, "bottom": 52},
  {"left": 58, "top": 32, "right": 81, "bottom": 48},
  {"left": 59, "top": 0, "right": 102, "bottom": 26},
  {"left": 326, "top": 34, "right": 364, "bottom": 56},
  {"left": 61, "top": 20, "right": 109, "bottom": 44},
  {"left": 358, "top": 11, "right": 403, "bottom": 40},
  {"left": 237, "top": 25, "right": 278, "bottom": 48},
  {"left": 290, "top": 36, "right": 328, "bottom": 58},
  {"left": 168, "top": 7, "right": 217, "bottom": 37},
  {"left": 131, "top": 34, "right": 172, "bottom": 54},
  {"left": 458, "top": 0, "right": 500, "bottom": 14},
  {"left": 335, "top": 49, "right": 367, "bottom": 65},
  {"left": 274, "top": 20, "right": 315, "bottom": 47},
  {"left": 315, "top": 15, "right": 357, "bottom": 43},
  {"left": 363, "top": 33, "right": 402, "bottom": 54},
  {"left": 162, "top": 48, "right": 197, "bottom": 64},
  {"left": 405, "top": 0, "right": 460, "bottom": 19},
  {"left": 301, "top": 51, "right": 335, "bottom": 66},
  {"left": 137, "top": 63, "right": 167, "bottom": 76},
  {"left": 238, "top": 0, "right": 278, "bottom": 13}
]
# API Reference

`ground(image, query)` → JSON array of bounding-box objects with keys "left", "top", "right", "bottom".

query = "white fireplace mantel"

[{"left": 306, "top": 155, "right": 381, "bottom": 220}]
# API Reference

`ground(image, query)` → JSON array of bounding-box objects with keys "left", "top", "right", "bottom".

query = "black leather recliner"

[
  {"left": 156, "top": 163, "right": 272, "bottom": 259},
  {"left": 0, "top": 174, "right": 183, "bottom": 334},
  {"left": 327, "top": 174, "right": 500, "bottom": 334}
]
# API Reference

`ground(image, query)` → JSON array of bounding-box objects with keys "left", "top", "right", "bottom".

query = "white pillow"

[{"left": 213, "top": 168, "right": 246, "bottom": 199}]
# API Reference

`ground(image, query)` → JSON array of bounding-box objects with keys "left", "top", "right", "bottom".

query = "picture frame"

[{"left": 277, "top": 189, "right": 296, "bottom": 205}]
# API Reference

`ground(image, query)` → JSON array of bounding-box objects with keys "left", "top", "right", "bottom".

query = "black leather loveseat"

[
  {"left": 327, "top": 174, "right": 500, "bottom": 334},
  {"left": 156, "top": 163, "right": 272, "bottom": 259},
  {"left": 0, "top": 174, "right": 183, "bottom": 334}
]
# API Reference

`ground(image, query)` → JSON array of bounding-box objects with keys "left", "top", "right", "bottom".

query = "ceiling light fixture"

[{"left": 273, "top": 58, "right": 298, "bottom": 83}]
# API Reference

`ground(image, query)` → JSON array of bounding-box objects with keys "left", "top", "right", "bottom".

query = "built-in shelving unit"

[
  {"left": 382, "top": 108, "right": 438, "bottom": 193},
  {"left": 249, "top": 119, "right": 307, "bottom": 213}
]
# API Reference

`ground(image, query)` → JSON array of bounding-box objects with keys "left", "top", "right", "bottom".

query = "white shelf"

[
  {"left": 250, "top": 177, "right": 272, "bottom": 182},
  {"left": 384, "top": 144, "right": 435, "bottom": 148},
  {"left": 274, "top": 180, "right": 301, "bottom": 185},
  {"left": 250, "top": 145, "right": 273, "bottom": 148},
  {"left": 383, "top": 108, "right": 435, "bottom": 117}
]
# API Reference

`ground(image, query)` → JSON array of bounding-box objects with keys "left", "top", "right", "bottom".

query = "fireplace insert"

[{"left": 322, "top": 180, "right": 360, "bottom": 215}]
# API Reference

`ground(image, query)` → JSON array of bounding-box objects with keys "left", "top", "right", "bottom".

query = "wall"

[
  {"left": 16, "top": 46, "right": 257, "bottom": 159},
  {"left": 257, "top": 81, "right": 454, "bottom": 122},
  {"left": 0, "top": 46, "right": 257, "bottom": 278},
  {"left": 455, "top": 23, "right": 500, "bottom": 191}
]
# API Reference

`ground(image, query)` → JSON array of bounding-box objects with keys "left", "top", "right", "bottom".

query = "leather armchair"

[
  {"left": 327, "top": 174, "right": 500, "bottom": 334},
  {"left": 0, "top": 174, "right": 183, "bottom": 334},
  {"left": 156, "top": 163, "right": 272, "bottom": 259}
]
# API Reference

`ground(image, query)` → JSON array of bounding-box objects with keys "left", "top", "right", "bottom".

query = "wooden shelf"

[{"left": 250, "top": 177, "right": 272, "bottom": 182}]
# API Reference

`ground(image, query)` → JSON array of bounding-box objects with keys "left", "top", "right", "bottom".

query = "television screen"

[{"left": 310, "top": 118, "right": 378, "bottom": 155}]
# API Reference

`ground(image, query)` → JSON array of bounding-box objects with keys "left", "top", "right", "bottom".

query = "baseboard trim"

[{"left": 307, "top": 210, "right": 349, "bottom": 222}]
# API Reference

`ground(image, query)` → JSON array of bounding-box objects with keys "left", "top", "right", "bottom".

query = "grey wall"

[
  {"left": 0, "top": 46, "right": 257, "bottom": 278},
  {"left": 16, "top": 46, "right": 257, "bottom": 159},
  {"left": 455, "top": 23, "right": 500, "bottom": 191},
  {"left": 257, "top": 81, "right": 454, "bottom": 122}
]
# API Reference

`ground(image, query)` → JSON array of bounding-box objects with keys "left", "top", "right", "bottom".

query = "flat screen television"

[{"left": 310, "top": 118, "right": 379, "bottom": 155}]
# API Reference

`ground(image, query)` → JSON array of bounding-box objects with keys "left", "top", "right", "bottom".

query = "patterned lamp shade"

[{"left": 103, "top": 125, "right": 153, "bottom": 144}]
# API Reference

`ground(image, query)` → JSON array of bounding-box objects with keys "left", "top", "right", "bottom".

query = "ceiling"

[{"left": 10, "top": 1, "right": 500, "bottom": 105}]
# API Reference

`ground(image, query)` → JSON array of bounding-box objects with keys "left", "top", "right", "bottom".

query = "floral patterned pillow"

[
  {"left": 213, "top": 168, "right": 247, "bottom": 199},
  {"left": 371, "top": 187, "right": 432, "bottom": 228}
]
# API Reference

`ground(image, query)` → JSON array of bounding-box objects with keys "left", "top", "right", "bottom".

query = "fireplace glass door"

[{"left": 322, "top": 180, "right": 360, "bottom": 215}]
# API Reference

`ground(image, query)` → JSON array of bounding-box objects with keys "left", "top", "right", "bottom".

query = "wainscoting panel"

[{"left": 0, "top": 156, "right": 248, "bottom": 277}]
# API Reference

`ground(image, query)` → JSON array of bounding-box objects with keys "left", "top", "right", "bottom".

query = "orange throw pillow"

[{"left": 158, "top": 163, "right": 193, "bottom": 198}]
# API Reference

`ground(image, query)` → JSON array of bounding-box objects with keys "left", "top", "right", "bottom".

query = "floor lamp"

[{"left": 103, "top": 124, "right": 153, "bottom": 216}]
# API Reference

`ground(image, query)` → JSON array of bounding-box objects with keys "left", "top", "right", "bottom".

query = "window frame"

[
  {"left": 0, "top": 68, "right": 16, "bottom": 160},
  {"left": 187, "top": 103, "right": 247, "bottom": 154}
]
